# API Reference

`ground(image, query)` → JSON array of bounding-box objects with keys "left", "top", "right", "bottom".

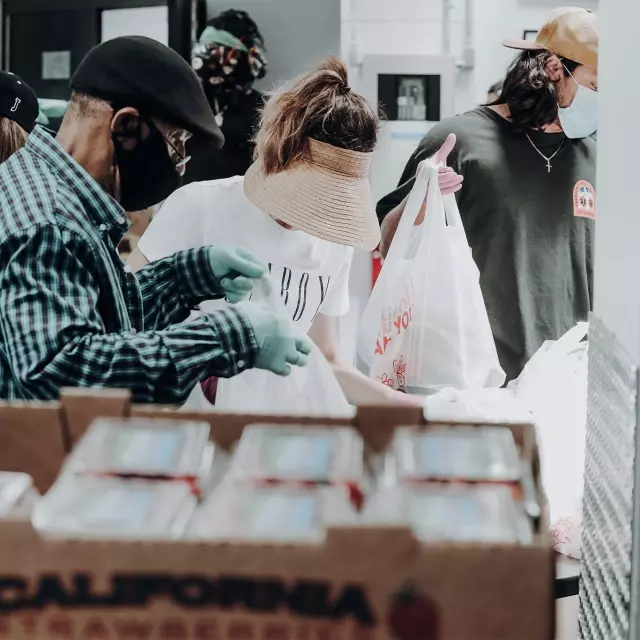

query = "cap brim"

[
  {"left": 244, "top": 161, "right": 381, "bottom": 251},
  {"left": 502, "top": 38, "right": 547, "bottom": 52}
]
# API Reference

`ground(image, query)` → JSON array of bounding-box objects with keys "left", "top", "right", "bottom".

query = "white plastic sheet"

[
  {"left": 215, "top": 276, "right": 352, "bottom": 418},
  {"left": 357, "top": 161, "right": 505, "bottom": 394},
  {"left": 510, "top": 323, "right": 588, "bottom": 559}
]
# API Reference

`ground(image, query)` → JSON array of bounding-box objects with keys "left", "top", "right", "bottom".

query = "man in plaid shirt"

[{"left": 0, "top": 37, "right": 310, "bottom": 403}]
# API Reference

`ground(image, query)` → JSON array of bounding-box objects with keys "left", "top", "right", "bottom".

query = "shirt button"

[
  {"left": 99, "top": 224, "right": 107, "bottom": 232},
  {"left": 123, "top": 265, "right": 131, "bottom": 274},
  {"left": 130, "top": 328, "right": 137, "bottom": 335},
  {"left": 118, "top": 216, "right": 127, "bottom": 225},
  {"left": 237, "top": 360, "right": 246, "bottom": 369}
]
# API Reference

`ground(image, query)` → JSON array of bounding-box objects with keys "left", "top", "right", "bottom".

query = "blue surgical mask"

[{"left": 558, "top": 68, "right": 598, "bottom": 139}]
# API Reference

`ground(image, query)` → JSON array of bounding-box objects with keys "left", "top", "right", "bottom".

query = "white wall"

[
  {"left": 592, "top": 0, "right": 639, "bottom": 359},
  {"left": 101, "top": 7, "right": 169, "bottom": 45},
  {"left": 206, "top": 0, "right": 342, "bottom": 91},
  {"left": 343, "top": 0, "right": 598, "bottom": 114}
]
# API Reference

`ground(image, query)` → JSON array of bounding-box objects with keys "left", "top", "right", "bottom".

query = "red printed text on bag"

[{"left": 375, "top": 281, "right": 415, "bottom": 356}]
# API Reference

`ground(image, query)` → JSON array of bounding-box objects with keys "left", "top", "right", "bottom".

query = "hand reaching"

[
  {"left": 432, "top": 133, "right": 463, "bottom": 195},
  {"left": 413, "top": 134, "right": 463, "bottom": 225},
  {"left": 233, "top": 301, "right": 312, "bottom": 376},
  {"left": 208, "top": 246, "right": 267, "bottom": 303}
]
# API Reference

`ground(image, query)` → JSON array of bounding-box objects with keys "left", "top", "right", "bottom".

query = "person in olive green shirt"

[{"left": 377, "top": 8, "right": 598, "bottom": 381}]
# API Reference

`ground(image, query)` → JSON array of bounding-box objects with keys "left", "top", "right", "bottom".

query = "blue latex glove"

[
  {"left": 234, "top": 301, "right": 312, "bottom": 376},
  {"left": 208, "top": 247, "right": 267, "bottom": 303}
]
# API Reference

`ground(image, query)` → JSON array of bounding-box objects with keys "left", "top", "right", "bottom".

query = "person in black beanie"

[
  {"left": 186, "top": 9, "right": 267, "bottom": 183},
  {"left": 0, "top": 71, "right": 38, "bottom": 163},
  {"left": 0, "top": 36, "right": 311, "bottom": 403}
]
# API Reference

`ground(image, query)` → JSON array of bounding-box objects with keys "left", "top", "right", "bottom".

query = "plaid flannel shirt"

[{"left": 0, "top": 127, "right": 258, "bottom": 403}]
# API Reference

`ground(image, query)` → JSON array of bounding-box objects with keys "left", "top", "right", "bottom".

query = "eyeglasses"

[{"left": 164, "top": 129, "right": 193, "bottom": 176}]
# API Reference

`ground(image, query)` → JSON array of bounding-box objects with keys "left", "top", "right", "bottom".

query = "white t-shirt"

[{"left": 138, "top": 176, "right": 353, "bottom": 333}]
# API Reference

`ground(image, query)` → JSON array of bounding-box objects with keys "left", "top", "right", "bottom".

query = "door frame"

[{"left": 2, "top": 0, "right": 168, "bottom": 69}]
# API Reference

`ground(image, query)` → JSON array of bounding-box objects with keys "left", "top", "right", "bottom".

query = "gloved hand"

[
  {"left": 208, "top": 246, "right": 267, "bottom": 303},
  {"left": 234, "top": 301, "right": 312, "bottom": 376}
]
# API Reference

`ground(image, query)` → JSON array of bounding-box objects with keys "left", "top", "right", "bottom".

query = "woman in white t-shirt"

[{"left": 129, "top": 58, "right": 462, "bottom": 407}]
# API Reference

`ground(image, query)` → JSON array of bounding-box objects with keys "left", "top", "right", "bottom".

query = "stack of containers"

[
  {"left": 190, "top": 425, "right": 364, "bottom": 542},
  {"left": 33, "top": 419, "right": 215, "bottom": 539},
  {"left": 365, "top": 426, "right": 537, "bottom": 543},
  {"left": 32, "top": 419, "right": 540, "bottom": 546}
]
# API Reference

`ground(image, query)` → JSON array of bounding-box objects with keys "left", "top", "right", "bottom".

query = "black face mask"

[{"left": 112, "top": 119, "right": 182, "bottom": 212}]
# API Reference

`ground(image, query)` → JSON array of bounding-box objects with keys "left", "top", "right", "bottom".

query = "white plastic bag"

[
  {"left": 423, "top": 387, "right": 531, "bottom": 425},
  {"left": 357, "top": 162, "right": 505, "bottom": 394},
  {"left": 510, "top": 323, "right": 588, "bottom": 559},
  {"left": 215, "top": 276, "right": 352, "bottom": 418}
]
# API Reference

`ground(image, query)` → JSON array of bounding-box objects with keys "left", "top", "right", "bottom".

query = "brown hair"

[
  {"left": 492, "top": 50, "right": 581, "bottom": 131},
  {"left": 254, "top": 57, "right": 378, "bottom": 174},
  {"left": 0, "top": 117, "right": 28, "bottom": 164}
]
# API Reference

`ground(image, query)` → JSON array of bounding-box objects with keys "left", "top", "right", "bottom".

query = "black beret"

[
  {"left": 0, "top": 72, "right": 39, "bottom": 133},
  {"left": 71, "top": 36, "right": 223, "bottom": 148}
]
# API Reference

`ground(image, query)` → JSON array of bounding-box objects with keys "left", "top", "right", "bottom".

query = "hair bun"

[
  {"left": 315, "top": 57, "right": 349, "bottom": 89},
  {"left": 254, "top": 56, "right": 378, "bottom": 173}
]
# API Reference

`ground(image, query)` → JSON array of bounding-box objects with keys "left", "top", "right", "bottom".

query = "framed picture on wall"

[{"left": 523, "top": 30, "right": 539, "bottom": 42}]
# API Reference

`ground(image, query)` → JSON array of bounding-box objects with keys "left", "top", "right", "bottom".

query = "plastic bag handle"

[
  {"left": 383, "top": 162, "right": 442, "bottom": 265},
  {"left": 443, "top": 192, "right": 464, "bottom": 228}
]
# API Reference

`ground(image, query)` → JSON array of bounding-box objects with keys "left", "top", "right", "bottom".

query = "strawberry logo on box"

[{"left": 387, "top": 582, "right": 440, "bottom": 640}]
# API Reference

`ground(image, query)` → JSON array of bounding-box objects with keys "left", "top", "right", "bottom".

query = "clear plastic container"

[
  {"left": 230, "top": 425, "right": 364, "bottom": 485},
  {"left": 362, "top": 484, "right": 533, "bottom": 544},
  {"left": 0, "top": 472, "right": 34, "bottom": 517},
  {"left": 190, "top": 484, "right": 356, "bottom": 543},
  {"left": 66, "top": 418, "right": 211, "bottom": 480},
  {"left": 408, "top": 485, "right": 532, "bottom": 543},
  {"left": 33, "top": 475, "right": 196, "bottom": 539},
  {"left": 393, "top": 426, "right": 521, "bottom": 483}
]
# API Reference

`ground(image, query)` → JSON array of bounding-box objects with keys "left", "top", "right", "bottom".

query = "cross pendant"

[{"left": 546, "top": 160, "right": 552, "bottom": 173}]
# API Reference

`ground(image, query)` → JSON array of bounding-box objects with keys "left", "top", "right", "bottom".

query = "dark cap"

[
  {"left": 70, "top": 36, "right": 224, "bottom": 148},
  {"left": 0, "top": 71, "right": 39, "bottom": 133}
]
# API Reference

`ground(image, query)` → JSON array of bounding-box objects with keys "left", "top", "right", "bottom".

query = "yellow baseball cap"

[{"left": 503, "top": 6, "right": 598, "bottom": 68}]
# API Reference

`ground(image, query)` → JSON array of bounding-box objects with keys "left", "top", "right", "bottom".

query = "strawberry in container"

[
  {"left": 229, "top": 425, "right": 366, "bottom": 509},
  {"left": 189, "top": 484, "right": 357, "bottom": 543},
  {"left": 65, "top": 418, "right": 215, "bottom": 498}
]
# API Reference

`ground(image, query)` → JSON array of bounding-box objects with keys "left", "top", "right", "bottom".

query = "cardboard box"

[{"left": 0, "top": 389, "right": 555, "bottom": 640}]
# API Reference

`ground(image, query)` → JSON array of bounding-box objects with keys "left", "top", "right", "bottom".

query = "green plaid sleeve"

[
  {"left": 136, "top": 247, "right": 223, "bottom": 331},
  {"left": 0, "top": 225, "right": 258, "bottom": 403}
]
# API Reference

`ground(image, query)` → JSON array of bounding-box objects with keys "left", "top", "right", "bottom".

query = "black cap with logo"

[
  {"left": 0, "top": 72, "right": 39, "bottom": 133},
  {"left": 70, "top": 36, "right": 224, "bottom": 149}
]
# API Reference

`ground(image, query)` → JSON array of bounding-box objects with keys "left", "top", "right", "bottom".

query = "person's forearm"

[
  {"left": 380, "top": 195, "right": 409, "bottom": 258},
  {"left": 330, "top": 359, "right": 417, "bottom": 406},
  {"left": 8, "top": 309, "right": 257, "bottom": 405},
  {"left": 136, "top": 247, "right": 223, "bottom": 331},
  {"left": 380, "top": 189, "right": 429, "bottom": 257}
]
